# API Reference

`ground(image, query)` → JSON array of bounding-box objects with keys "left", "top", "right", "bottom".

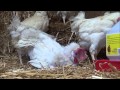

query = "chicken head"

[{"left": 73, "top": 48, "right": 88, "bottom": 64}]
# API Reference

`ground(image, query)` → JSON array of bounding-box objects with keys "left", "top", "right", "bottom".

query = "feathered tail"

[
  {"left": 8, "top": 11, "right": 38, "bottom": 49},
  {"left": 7, "top": 11, "right": 21, "bottom": 47},
  {"left": 8, "top": 11, "right": 21, "bottom": 33}
]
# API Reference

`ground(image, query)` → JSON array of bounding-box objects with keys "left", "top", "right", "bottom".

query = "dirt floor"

[{"left": 0, "top": 11, "right": 120, "bottom": 79}]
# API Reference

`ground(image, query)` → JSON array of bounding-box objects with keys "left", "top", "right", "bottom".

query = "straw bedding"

[{"left": 0, "top": 11, "right": 120, "bottom": 79}]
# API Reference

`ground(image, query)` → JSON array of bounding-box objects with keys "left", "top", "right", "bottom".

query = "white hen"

[
  {"left": 71, "top": 11, "right": 120, "bottom": 60},
  {"left": 16, "top": 28, "right": 81, "bottom": 69},
  {"left": 8, "top": 11, "right": 50, "bottom": 65},
  {"left": 21, "top": 11, "right": 49, "bottom": 32},
  {"left": 57, "top": 11, "right": 78, "bottom": 25}
]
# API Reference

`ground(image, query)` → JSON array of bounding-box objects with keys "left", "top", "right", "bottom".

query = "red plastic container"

[{"left": 94, "top": 60, "right": 120, "bottom": 72}]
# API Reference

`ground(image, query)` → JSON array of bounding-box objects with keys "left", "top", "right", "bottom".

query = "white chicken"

[
  {"left": 8, "top": 11, "right": 50, "bottom": 65},
  {"left": 71, "top": 11, "right": 120, "bottom": 61},
  {"left": 57, "top": 11, "right": 69, "bottom": 25},
  {"left": 21, "top": 11, "right": 49, "bottom": 32},
  {"left": 15, "top": 27, "right": 86, "bottom": 69},
  {"left": 8, "top": 11, "right": 87, "bottom": 67},
  {"left": 57, "top": 11, "right": 78, "bottom": 25}
]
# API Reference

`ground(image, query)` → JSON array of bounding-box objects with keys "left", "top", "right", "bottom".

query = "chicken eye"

[{"left": 74, "top": 52, "right": 77, "bottom": 55}]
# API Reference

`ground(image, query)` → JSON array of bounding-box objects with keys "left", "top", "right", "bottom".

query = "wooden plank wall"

[{"left": 85, "top": 11, "right": 106, "bottom": 18}]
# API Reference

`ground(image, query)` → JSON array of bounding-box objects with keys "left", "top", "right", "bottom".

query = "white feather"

[
  {"left": 21, "top": 11, "right": 49, "bottom": 31},
  {"left": 71, "top": 11, "right": 120, "bottom": 60},
  {"left": 17, "top": 29, "right": 80, "bottom": 68},
  {"left": 8, "top": 11, "right": 50, "bottom": 65}
]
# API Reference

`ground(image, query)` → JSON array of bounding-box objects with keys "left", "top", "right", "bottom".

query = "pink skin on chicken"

[
  {"left": 73, "top": 48, "right": 88, "bottom": 64},
  {"left": 117, "top": 17, "right": 120, "bottom": 22}
]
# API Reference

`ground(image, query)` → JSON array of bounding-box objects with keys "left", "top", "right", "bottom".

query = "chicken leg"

[
  {"left": 68, "top": 32, "right": 74, "bottom": 44},
  {"left": 17, "top": 49, "right": 23, "bottom": 65},
  {"left": 91, "top": 53, "right": 96, "bottom": 61},
  {"left": 62, "top": 16, "right": 66, "bottom": 25}
]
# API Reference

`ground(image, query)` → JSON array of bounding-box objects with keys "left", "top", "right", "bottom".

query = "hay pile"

[{"left": 0, "top": 11, "right": 120, "bottom": 79}]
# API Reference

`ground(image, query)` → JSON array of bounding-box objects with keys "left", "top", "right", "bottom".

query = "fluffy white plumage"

[
  {"left": 16, "top": 28, "right": 80, "bottom": 68},
  {"left": 8, "top": 11, "right": 50, "bottom": 65},
  {"left": 71, "top": 11, "right": 120, "bottom": 60},
  {"left": 21, "top": 11, "right": 49, "bottom": 32},
  {"left": 8, "top": 11, "right": 81, "bottom": 68}
]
